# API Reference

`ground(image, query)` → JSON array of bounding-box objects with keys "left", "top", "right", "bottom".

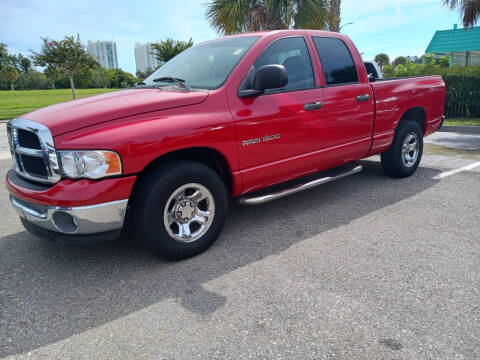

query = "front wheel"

[
  {"left": 381, "top": 120, "right": 423, "bottom": 178},
  {"left": 131, "top": 161, "right": 228, "bottom": 260}
]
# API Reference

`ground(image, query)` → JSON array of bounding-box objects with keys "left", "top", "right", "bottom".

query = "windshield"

[{"left": 143, "top": 36, "right": 259, "bottom": 90}]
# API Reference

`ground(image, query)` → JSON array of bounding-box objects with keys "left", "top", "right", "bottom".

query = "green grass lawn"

[
  {"left": 1, "top": 89, "right": 479, "bottom": 127},
  {"left": 0, "top": 89, "right": 117, "bottom": 120},
  {"left": 444, "top": 118, "right": 480, "bottom": 126}
]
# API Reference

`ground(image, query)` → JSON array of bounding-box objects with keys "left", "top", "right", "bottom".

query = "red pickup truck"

[{"left": 6, "top": 30, "right": 445, "bottom": 259}]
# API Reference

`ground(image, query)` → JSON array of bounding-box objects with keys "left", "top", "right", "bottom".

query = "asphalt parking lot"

[{"left": 1, "top": 131, "right": 479, "bottom": 359}]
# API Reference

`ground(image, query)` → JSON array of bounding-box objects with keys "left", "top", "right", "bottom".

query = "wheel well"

[
  {"left": 136, "top": 147, "right": 233, "bottom": 194},
  {"left": 398, "top": 107, "right": 426, "bottom": 134}
]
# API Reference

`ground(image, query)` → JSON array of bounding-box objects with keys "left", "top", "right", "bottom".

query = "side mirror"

[
  {"left": 254, "top": 64, "right": 288, "bottom": 90},
  {"left": 238, "top": 64, "right": 288, "bottom": 98}
]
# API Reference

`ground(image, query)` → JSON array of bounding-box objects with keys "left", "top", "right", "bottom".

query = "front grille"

[
  {"left": 17, "top": 129, "right": 42, "bottom": 149},
  {"left": 20, "top": 154, "right": 49, "bottom": 177},
  {"left": 7, "top": 119, "right": 61, "bottom": 184}
]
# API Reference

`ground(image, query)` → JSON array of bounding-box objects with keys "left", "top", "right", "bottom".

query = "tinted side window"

[
  {"left": 254, "top": 37, "right": 314, "bottom": 92},
  {"left": 312, "top": 37, "right": 359, "bottom": 85}
]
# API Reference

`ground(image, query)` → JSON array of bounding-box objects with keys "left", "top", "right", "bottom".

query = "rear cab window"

[
  {"left": 364, "top": 62, "right": 379, "bottom": 78},
  {"left": 312, "top": 37, "right": 359, "bottom": 86}
]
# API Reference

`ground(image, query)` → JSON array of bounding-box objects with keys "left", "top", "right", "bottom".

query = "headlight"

[{"left": 58, "top": 150, "right": 122, "bottom": 179}]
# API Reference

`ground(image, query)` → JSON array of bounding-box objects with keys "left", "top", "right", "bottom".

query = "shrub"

[{"left": 384, "top": 64, "right": 480, "bottom": 118}]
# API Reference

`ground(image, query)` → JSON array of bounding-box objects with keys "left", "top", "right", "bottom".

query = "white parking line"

[{"left": 433, "top": 161, "right": 480, "bottom": 180}]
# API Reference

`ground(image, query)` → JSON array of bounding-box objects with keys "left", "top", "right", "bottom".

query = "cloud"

[{"left": 342, "top": 0, "right": 437, "bottom": 19}]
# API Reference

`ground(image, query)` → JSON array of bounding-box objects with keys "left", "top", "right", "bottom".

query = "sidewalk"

[
  {"left": 0, "top": 124, "right": 9, "bottom": 160},
  {"left": 425, "top": 131, "right": 480, "bottom": 151}
]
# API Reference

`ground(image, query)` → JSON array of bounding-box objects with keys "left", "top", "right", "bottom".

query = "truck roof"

[{"left": 211, "top": 29, "right": 350, "bottom": 42}]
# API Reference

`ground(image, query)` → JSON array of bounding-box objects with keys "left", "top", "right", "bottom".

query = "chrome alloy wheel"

[
  {"left": 401, "top": 133, "right": 419, "bottom": 168},
  {"left": 163, "top": 183, "right": 215, "bottom": 243}
]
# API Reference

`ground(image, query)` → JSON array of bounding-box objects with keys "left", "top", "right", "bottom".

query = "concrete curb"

[{"left": 439, "top": 126, "right": 480, "bottom": 134}]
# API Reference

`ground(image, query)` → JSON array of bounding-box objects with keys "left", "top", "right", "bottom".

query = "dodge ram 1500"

[{"left": 6, "top": 30, "right": 446, "bottom": 259}]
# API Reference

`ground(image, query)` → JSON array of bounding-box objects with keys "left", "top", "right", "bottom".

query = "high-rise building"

[
  {"left": 87, "top": 40, "right": 119, "bottom": 69},
  {"left": 134, "top": 43, "right": 162, "bottom": 74}
]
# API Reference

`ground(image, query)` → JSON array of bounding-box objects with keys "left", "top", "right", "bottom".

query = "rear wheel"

[
  {"left": 132, "top": 161, "right": 228, "bottom": 260},
  {"left": 381, "top": 120, "right": 423, "bottom": 178}
]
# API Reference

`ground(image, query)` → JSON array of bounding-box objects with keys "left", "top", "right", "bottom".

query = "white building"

[
  {"left": 87, "top": 40, "right": 119, "bottom": 69},
  {"left": 134, "top": 43, "right": 162, "bottom": 74}
]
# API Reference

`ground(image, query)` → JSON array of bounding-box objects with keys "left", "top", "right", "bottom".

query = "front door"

[{"left": 228, "top": 36, "right": 326, "bottom": 193}]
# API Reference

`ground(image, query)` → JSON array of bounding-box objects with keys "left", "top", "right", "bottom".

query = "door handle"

[
  {"left": 356, "top": 94, "right": 371, "bottom": 102},
  {"left": 304, "top": 102, "right": 323, "bottom": 111}
]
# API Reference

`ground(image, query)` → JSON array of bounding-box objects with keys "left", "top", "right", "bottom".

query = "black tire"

[
  {"left": 131, "top": 161, "right": 228, "bottom": 260},
  {"left": 381, "top": 120, "right": 423, "bottom": 178}
]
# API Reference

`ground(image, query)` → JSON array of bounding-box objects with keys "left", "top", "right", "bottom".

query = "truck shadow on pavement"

[{"left": 0, "top": 160, "right": 441, "bottom": 357}]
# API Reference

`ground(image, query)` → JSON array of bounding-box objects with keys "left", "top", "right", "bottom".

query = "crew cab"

[{"left": 5, "top": 30, "right": 446, "bottom": 259}]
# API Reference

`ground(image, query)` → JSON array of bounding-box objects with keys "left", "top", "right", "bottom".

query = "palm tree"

[
  {"left": 206, "top": 0, "right": 330, "bottom": 35},
  {"left": 443, "top": 0, "right": 480, "bottom": 28},
  {"left": 326, "top": 0, "right": 341, "bottom": 32},
  {"left": 151, "top": 38, "right": 194, "bottom": 63},
  {"left": 374, "top": 53, "right": 390, "bottom": 69}
]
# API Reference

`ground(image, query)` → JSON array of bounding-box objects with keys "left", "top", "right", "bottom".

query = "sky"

[{"left": 0, "top": 0, "right": 465, "bottom": 74}]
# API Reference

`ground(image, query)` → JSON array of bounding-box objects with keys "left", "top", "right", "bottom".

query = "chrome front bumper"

[{"left": 10, "top": 196, "right": 128, "bottom": 235}]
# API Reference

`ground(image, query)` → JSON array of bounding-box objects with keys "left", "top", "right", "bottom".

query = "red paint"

[
  {"left": 6, "top": 174, "right": 137, "bottom": 207},
  {"left": 6, "top": 30, "right": 445, "bottom": 207}
]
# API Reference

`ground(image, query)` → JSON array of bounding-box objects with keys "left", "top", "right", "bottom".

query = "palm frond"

[
  {"left": 444, "top": 0, "right": 480, "bottom": 27},
  {"left": 205, "top": 0, "right": 330, "bottom": 34},
  {"left": 293, "top": 0, "right": 330, "bottom": 30}
]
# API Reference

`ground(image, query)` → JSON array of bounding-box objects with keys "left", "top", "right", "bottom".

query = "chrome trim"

[
  {"left": 11, "top": 197, "right": 47, "bottom": 219},
  {"left": 7, "top": 118, "right": 61, "bottom": 184},
  {"left": 11, "top": 197, "right": 128, "bottom": 234},
  {"left": 238, "top": 165, "right": 363, "bottom": 205},
  {"left": 16, "top": 146, "right": 44, "bottom": 157}
]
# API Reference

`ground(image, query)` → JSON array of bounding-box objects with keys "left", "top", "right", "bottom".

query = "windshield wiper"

[{"left": 152, "top": 77, "right": 191, "bottom": 91}]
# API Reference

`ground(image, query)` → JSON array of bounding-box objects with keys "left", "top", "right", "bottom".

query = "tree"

[
  {"left": 443, "top": 0, "right": 480, "bottom": 28},
  {"left": 17, "top": 54, "right": 32, "bottom": 73},
  {"left": 136, "top": 69, "right": 156, "bottom": 80},
  {"left": 15, "top": 70, "right": 49, "bottom": 90},
  {"left": 438, "top": 55, "right": 450, "bottom": 68},
  {"left": 105, "top": 68, "right": 138, "bottom": 88},
  {"left": 206, "top": 0, "right": 330, "bottom": 35},
  {"left": 326, "top": 0, "right": 341, "bottom": 32},
  {"left": 151, "top": 38, "right": 194, "bottom": 63},
  {"left": 44, "top": 65, "right": 59, "bottom": 89},
  {"left": 0, "top": 43, "right": 8, "bottom": 70},
  {"left": 0, "top": 66, "right": 19, "bottom": 90},
  {"left": 392, "top": 56, "right": 408, "bottom": 68},
  {"left": 32, "top": 35, "right": 97, "bottom": 99},
  {"left": 407, "top": 55, "right": 422, "bottom": 64},
  {"left": 374, "top": 53, "right": 390, "bottom": 69}
]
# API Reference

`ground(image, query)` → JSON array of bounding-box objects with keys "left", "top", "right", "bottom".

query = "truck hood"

[{"left": 22, "top": 88, "right": 209, "bottom": 136}]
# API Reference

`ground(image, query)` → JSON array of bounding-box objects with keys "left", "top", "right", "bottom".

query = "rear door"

[{"left": 310, "top": 36, "right": 375, "bottom": 166}]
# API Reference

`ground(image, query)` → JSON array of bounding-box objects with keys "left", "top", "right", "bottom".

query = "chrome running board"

[{"left": 238, "top": 164, "right": 363, "bottom": 205}]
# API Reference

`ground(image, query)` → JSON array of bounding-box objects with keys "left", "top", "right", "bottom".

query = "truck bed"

[{"left": 368, "top": 75, "right": 446, "bottom": 155}]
